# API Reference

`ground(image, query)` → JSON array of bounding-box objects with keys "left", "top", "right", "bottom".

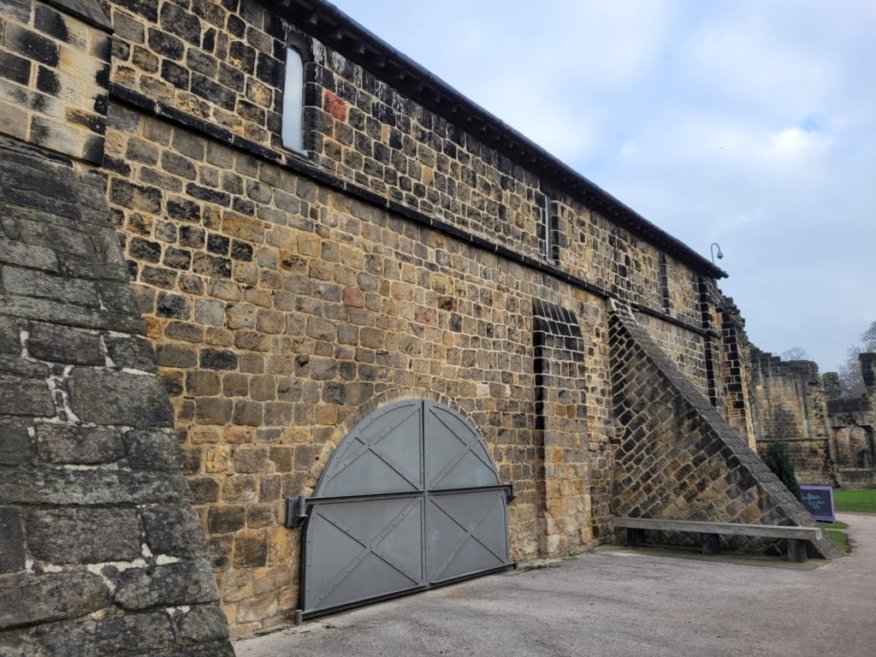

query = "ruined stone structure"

[
  {"left": 0, "top": 0, "right": 832, "bottom": 652},
  {"left": 748, "top": 349, "right": 876, "bottom": 488},
  {"left": 825, "top": 354, "right": 876, "bottom": 488},
  {"left": 750, "top": 349, "right": 837, "bottom": 485}
]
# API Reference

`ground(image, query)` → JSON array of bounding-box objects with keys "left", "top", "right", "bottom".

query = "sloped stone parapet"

[{"left": 609, "top": 301, "right": 840, "bottom": 559}]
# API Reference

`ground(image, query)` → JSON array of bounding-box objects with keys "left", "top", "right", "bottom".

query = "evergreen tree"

[{"left": 763, "top": 442, "right": 802, "bottom": 501}]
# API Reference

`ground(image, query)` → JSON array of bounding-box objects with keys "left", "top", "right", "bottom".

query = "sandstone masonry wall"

[
  {"left": 95, "top": 0, "right": 722, "bottom": 637},
  {"left": 750, "top": 349, "right": 836, "bottom": 485},
  {"left": 825, "top": 353, "right": 876, "bottom": 488},
  {"left": 103, "top": 99, "right": 624, "bottom": 631},
  {"left": 102, "top": 0, "right": 715, "bottom": 336},
  {"left": 715, "top": 297, "right": 757, "bottom": 448},
  {"left": 0, "top": 2, "right": 234, "bottom": 654},
  {"left": 0, "top": 0, "right": 109, "bottom": 163},
  {"left": 0, "top": 135, "right": 233, "bottom": 656},
  {"left": 532, "top": 300, "right": 595, "bottom": 553}
]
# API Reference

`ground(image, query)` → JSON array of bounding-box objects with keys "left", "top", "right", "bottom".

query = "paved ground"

[{"left": 236, "top": 513, "right": 876, "bottom": 657}]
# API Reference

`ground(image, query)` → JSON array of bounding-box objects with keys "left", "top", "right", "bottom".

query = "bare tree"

[
  {"left": 781, "top": 346, "right": 809, "bottom": 361},
  {"left": 836, "top": 321, "right": 876, "bottom": 399}
]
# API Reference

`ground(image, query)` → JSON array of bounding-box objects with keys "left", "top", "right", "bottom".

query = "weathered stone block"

[
  {"left": 232, "top": 530, "right": 267, "bottom": 568},
  {"left": 0, "top": 627, "right": 48, "bottom": 657},
  {"left": 196, "top": 398, "right": 233, "bottom": 425},
  {"left": 0, "top": 316, "right": 20, "bottom": 354},
  {"left": 157, "top": 343, "right": 198, "bottom": 368},
  {"left": 26, "top": 508, "right": 141, "bottom": 564},
  {"left": 37, "top": 611, "right": 176, "bottom": 657},
  {"left": 156, "top": 291, "right": 192, "bottom": 319},
  {"left": 0, "top": 418, "right": 32, "bottom": 465},
  {"left": 104, "top": 335, "right": 157, "bottom": 372},
  {"left": 142, "top": 504, "right": 208, "bottom": 559},
  {"left": 186, "top": 370, "right": 221, "bottom": 396},
  {"left": 0, "top": 571, "right": 109, "bottom": 630},
  {"left": 4, "top": 266, "right": 98, "bottom": 307},
  {"left": 0, "top": 240, "right": 59, "bottom": 273},
  {"left": 0, "top": 507, "right": 25, "bottom": 572},
  {"left": 189, "top": 476, "right": 221, "bottom": 504},
  {"left": 68, "top": 368, "right": 173, "bottom": 426},
  {"left": 26, "top": 322, "right": 103, "bottom": 365},
  {"left": 208, "top": 505, "right": 246, "bottom": 534},
  {"left": 123, "top": 428, "right": 183, "bottom": 471},
  {"left": 234, "top": 447, "right": 268, "bottom": 474},
  {"left": 35, "top": 424, "right": 124, "bottom": 465},
  {"left": 0, "top": 466, "right": 190, "bottom": 505},
  {"left": 0, "top": 374, "right": 54, "bottom": 417},
  {"left": 113, "top": 562, "right": 219, "bottom": 610},
  {"left": 200, "top": 348, "right": 238, "bottom": 370},
  {"left": 232, "top": 400, "right": 262, "bottom": 426},
  {"left": 177, "top": 604, "right": 230, "bottom": 644}
]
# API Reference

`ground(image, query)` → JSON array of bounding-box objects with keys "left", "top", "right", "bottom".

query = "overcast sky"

[{"left": 329, "top": 0, "right": 876, "bottom": 373}]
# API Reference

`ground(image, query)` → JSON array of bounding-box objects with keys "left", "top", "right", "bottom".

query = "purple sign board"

[{"left": 799, "top": 485, "right": 835, "bottom": 522}]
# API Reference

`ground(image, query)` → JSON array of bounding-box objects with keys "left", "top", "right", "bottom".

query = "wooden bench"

[{"left": 612, "top": 517, "right": 823, "bottom": 563}]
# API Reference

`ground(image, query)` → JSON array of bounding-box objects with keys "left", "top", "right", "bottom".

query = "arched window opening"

[{"left": 282, "top": 48, "right": 304, "bottom": 151}]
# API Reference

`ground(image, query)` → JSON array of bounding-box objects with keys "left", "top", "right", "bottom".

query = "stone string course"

[{"left": 103, "top": 0, "right": 707, "bottom": 325}]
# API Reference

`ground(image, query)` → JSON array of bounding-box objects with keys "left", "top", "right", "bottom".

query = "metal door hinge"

[{"left": 285, "top": 496, "right": 309, "bottom": 527}]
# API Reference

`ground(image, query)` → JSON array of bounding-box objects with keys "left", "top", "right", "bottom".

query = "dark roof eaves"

[{"left": 272, "top": 0, "right": 727, "bottom": 279}]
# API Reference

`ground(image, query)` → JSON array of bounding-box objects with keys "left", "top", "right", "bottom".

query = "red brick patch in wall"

[{"left": 323, "top": 90, "right": 346, "bottom": 121}]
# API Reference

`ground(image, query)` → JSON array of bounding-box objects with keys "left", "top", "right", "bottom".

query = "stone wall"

[
  {"left": 96, "top": 0, "right": 722, "bottom": 637},
  {"left": 0, "top": 0, "right": 109, "bottom": 164},
  {"left": 532, "top": 300, "right": 599, "bottom": 554},
  {"left": 749, "top": 349, "right": 836, "bottom": 485},
  {"left": 825, "top": 353, "right": 876, "bottom": 488},
  {"left": 103, "top": 95, "right": 630, "bottom": 630},
  {"left": 609, "top": 302, "right": 838, "bottom": 559},
  {"left": 746, "top": 349, "right": 876, "bottom": 490},
  {"left": 714, "top": 296, "right": 757, "bottom": 448},
  {"left": 0, "top": 136, "right": 232, "bottom": 655},
  {"left": 0, "top": 2, "right": 234, "bottom": 654}
]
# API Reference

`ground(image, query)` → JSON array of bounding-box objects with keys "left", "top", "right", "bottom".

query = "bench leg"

[
  {"left": 701, "top": 533, "right": 721, "bottom": 555},
  {"left": 627, "top": 528, "right": 645, "bottom": 548},
  {"left": 787, "top": 539, "right": 808, "bottom": 563}
]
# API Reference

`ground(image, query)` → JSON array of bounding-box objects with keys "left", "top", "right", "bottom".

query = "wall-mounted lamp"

[{"left": 710, "top": 242, "right": 724, "bottom": 264}]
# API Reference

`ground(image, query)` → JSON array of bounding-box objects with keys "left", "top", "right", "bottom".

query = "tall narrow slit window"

[
  {"left": 659, "top": 252, "right": 671, "bottom": 313},
  {"left": 537, "top": 192, "right": 559, "bottom": 264},
  {"left": 282, "top": 48, "right": 304, "bottom": 151}
]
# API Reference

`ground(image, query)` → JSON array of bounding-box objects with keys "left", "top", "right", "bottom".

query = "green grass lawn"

[
  {"left": 833, "top": 488, "right": 876, "bottom": 514},
  {"left": 817, "top": 520, "right": 851, "bottom": 553},
  {"left": 825, "top": 529, "right": 850, "bottom": 553},
  {"left": 817, "top": 520, "right": 849, "bottom": 530}
]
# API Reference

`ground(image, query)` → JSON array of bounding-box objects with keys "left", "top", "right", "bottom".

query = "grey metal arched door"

[{"left": 287, "top": 400, "right": 514, "bottom": 618}]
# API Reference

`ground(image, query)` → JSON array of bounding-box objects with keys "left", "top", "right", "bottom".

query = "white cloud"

[{"left": 684, "top": 19, "right": 838, "bottom": 117}]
